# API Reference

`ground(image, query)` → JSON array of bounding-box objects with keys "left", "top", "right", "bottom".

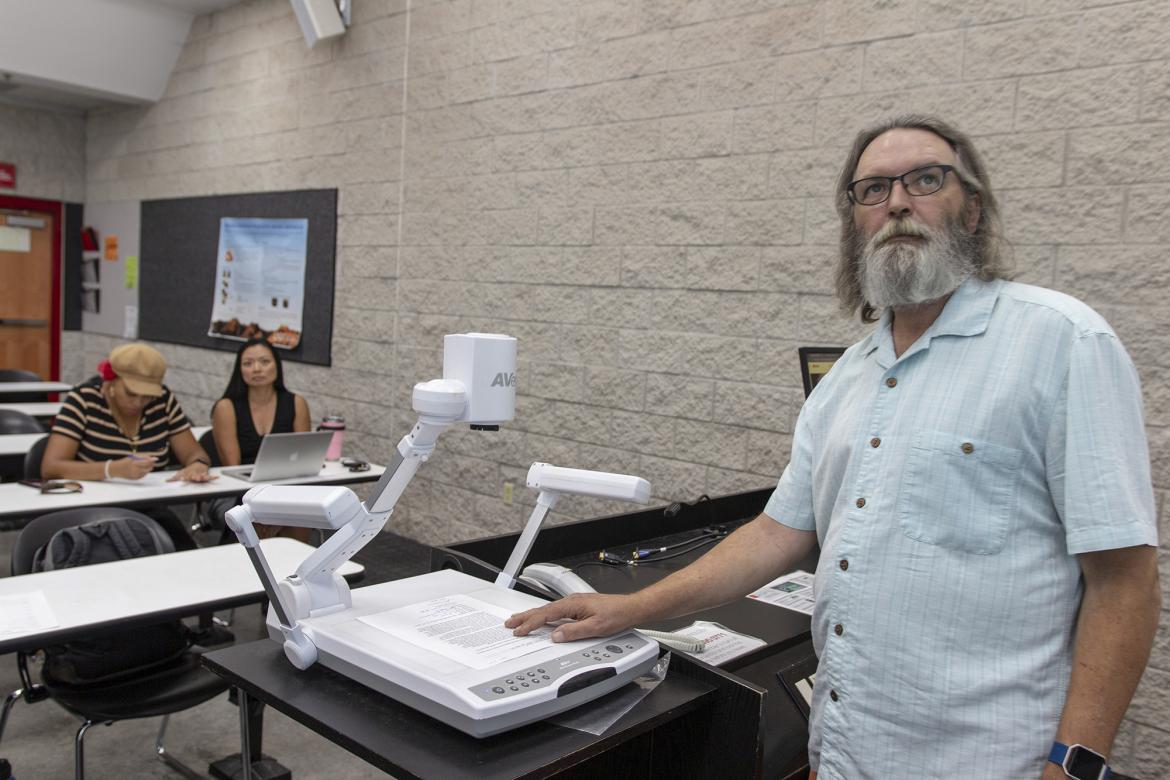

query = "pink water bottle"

[{"left": 318, "top": 415, "right": 346, "bottom": 461}]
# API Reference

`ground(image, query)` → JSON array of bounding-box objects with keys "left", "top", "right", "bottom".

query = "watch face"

[{"left": 1067, "top": 746, "right": 1106, "bottom": 779}]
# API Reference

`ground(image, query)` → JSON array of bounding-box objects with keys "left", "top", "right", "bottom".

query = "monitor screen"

[{"left": 798, "top": 347, "right": 846, "bottom": 398}]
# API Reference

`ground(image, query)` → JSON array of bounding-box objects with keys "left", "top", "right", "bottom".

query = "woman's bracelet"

[{"left": 104, "top": 460, "right": 111, "bottom": 480}]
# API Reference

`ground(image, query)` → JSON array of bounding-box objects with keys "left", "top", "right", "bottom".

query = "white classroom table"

[
  {"left": 0, "top": 461, "right": 385, "bottom": 523},
  {"left": 0, "top": 426, "right": 212, "bottom": 456},
  {"left": 0, "top": 433, "right": 45, "bottom": 458},
  {"left": 0, "top": 537, "right": 364, "bottom": 655},
  {"left": 0, "top": 402, "right": 61, "bottom": 418},
  {"left": 0, "top": 382, "right": 72, "bottom": 395}
]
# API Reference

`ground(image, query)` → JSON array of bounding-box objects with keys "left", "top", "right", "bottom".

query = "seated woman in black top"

[
  {"left": 212, "top": 339, "right": 311, "bottom": 541},
  {"left": 42, "top": 343, "right": 213, "bottom": 550}
]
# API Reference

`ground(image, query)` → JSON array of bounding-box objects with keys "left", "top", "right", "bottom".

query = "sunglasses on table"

[
  {"left": 340, "top": 458, "right": 371, "bottom": 473},
  {"left": 20, "top": 479, "right": 84, "bottom": 494}
]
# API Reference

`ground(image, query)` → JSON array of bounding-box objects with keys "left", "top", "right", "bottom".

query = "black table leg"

[{"left": 208, "top": 687, "right": 291, "bottom": 780}]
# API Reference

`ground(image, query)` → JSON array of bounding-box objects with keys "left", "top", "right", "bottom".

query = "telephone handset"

[{"left": 519, "top": 562, "right": 596, "bottom": 597}]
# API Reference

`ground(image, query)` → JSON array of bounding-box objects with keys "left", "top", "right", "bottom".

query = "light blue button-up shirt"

[{"left": 764, "top": 278, "right": 1158, "bottom": 779}]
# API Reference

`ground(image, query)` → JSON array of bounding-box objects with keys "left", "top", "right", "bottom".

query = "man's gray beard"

[{"left": 858, "top": 218, "right": 979, "bottom": 311}]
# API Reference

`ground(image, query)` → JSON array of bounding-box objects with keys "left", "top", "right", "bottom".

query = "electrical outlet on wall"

[{"left": 502, "top": 482, "right": 514, "bottom": 505}]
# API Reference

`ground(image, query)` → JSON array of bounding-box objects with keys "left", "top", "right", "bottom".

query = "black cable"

[
  {"left": 634, "top": 535, "right": 723, "bottom": 565},
  {"left": 631, "top": 525, "right": 728, "bottom": 560},
  {"left": 571, "top": 560, "right": 618, "bottom": 574},
  {"left": 591, "top": 533, "right": 726, "bottom": 569}
]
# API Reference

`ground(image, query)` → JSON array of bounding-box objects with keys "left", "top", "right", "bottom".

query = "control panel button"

[
  {"left": 606, "top": 644, "right": 623, "bottom": 653},
  {"left": 492, "top": 686, "right": 505, "bottom": 694}
]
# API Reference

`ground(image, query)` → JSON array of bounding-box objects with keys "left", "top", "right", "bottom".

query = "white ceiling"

[{"left": 0, "top": 0, "right": 244, "bottom": 113}]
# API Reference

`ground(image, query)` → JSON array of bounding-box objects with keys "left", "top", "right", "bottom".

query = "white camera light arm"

[
  {"left": 225, "top": 333, "right": 517, "bottom": 670},
  {"left": 494, "top": 463, "right": 651, "bottom": 590}
]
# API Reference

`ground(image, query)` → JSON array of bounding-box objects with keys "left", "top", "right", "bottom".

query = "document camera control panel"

[{"left": 471, "top": 632, "right": 653, "bottom": 701}]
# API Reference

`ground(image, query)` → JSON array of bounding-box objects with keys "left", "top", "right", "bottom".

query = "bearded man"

[{"left": 506, "top": 116, "right": 1161, "bottom": 780}]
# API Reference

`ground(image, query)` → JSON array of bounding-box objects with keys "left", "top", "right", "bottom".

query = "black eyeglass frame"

[
  {"left": 846, "top": 164, "right": 961, "bottom": 206},
  {"left": 41, "top": 480, "right": 84, "bottom": 494}
]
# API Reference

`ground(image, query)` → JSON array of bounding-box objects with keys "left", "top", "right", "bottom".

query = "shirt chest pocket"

[{"left": 896, "top": 430, "right": 1023, "bottom": 555}]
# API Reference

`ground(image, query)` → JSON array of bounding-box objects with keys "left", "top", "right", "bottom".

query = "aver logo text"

[{"left": 490, "top": 372, "right": 517, "bottom": 388}]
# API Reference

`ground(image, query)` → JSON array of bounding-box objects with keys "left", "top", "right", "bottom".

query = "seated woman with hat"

[{"left": 41, "top": 343, "right": 214, "bottom": 550}]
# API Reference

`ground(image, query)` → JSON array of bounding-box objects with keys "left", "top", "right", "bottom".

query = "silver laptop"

[{"left": 222, "top": 431, "right": 334, "bottom": 482}]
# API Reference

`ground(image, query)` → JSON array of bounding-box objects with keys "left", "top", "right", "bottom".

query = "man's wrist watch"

[{"left": 1049, "top": 742, "right": 1111, "bottom": 780}]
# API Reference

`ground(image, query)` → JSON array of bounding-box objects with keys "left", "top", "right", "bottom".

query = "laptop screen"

[{"left": 798, "top": 347, "right": 846, "bottom": 398}]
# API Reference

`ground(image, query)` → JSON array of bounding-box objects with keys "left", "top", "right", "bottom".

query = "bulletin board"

[{"left": 139, "top": 189, "right": 336, "bottom": 366}]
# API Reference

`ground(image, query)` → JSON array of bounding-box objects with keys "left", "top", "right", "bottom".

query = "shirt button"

[
  {"left": 885, "top": 377, "right": 897, "bottom": 388},
  {"left": 870, "top": 437, "right": 881, "bottom": 448},
  {"left": 830, "top": 690, "right": 839, "bottom": 702},
  {"left": 839, "top": 559, "right": 848, "bottom": 571},
  {"left": 961, "top": 442, "right": 974, "bottom": 454},
  {"left": 855, "top": 497, "right": 866, "bottom": 508},
  {"left": 834, "top": 624, "right": 844, "bottom": 636}
]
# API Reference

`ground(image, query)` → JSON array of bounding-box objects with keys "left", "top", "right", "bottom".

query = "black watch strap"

[{"left": 1049, "top": 742, "right": 1111, "bottom": 780}]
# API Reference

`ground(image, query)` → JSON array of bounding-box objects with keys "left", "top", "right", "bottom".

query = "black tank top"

[{"left": 232, "top": 390, "right": 296, "bottom": 464}]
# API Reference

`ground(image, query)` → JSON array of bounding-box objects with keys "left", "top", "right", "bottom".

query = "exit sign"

[{"left": 0, "top": 162, "right": 14, "bottom": 189}]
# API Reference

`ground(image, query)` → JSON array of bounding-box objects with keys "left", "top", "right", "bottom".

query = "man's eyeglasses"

[{"left": 846, "top": 164, "right": 958, "bottom": 206}]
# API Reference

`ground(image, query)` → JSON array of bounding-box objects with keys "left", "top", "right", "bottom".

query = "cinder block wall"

[
  {"left": 59, "top": 1, "right": 1169, "bottom": 770},
  {"left": 0, "top": 103, "right": 85, "bottom": 202}
]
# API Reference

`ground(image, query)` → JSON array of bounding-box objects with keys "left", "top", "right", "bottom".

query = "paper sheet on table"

[
  {"left": 747, "top": 570, "right": 816, "bottom": 615},
  {"left": 106, "top": 471, "right": 187, "bottom": 487},
  {"left": 0, "top": 591, "right": 58, "bottom": 637},
  {"left": 671, "top": 621, "right": 767, "bottom": 666},
  {"left": 358, "top": 594, "right": 556, "bottom": 671},
  {"left": 795, "top": 674, "right": 816, "bottom": 706},
  {"left": 549, "top": 652, "right": 671, "bottom": 736}
]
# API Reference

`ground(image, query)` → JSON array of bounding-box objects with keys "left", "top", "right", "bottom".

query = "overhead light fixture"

[{"left": 290, "top": 0, "right": 350, "bottom": 48}]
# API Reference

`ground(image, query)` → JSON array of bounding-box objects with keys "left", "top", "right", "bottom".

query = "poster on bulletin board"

[{"left": 207, "top": 217, "right": 308, "bottom": 349}]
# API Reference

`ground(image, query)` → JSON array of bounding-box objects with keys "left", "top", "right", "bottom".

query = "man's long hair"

[{"left": 834, "top": 115, "right": 1012, "bottom": 322}]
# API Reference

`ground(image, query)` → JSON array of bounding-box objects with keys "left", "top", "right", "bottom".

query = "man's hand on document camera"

[{"left": 506, "top": 593, "right": 640, "bottom": 643}]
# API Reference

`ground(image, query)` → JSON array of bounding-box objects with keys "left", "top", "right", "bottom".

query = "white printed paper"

[
  {"left": 106, "top": 471, "right": 186, "bottom": 487},
  {"left": 747, "top": 570, "right": 816, "bottom": 615},
  {"left": 208, "top": 218, "right": 307, "bottom": 349},
  {"left": 358, "top": 594, "right": 556, "bottom": 671},
  {"left": 122, "top": 304, "right": 138, "bottom": 339},
  {"left": 0, "top": 591, "right": 58, "bottom": 637},
  {"left": 670, "top": 621, "right": 767, "bottom": 666},
  {"left": 0, "top": 225, "right": 31, "bottom": 252},
  {"left": 795, "top": 674, "right": 816, "bottom": 706}
]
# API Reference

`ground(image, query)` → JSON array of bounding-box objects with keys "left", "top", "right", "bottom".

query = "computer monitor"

[{"left": 798, "top": 347, "right": 846, "bottom": 398}]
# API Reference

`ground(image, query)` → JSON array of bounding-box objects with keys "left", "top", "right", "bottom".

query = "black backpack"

[{"left": 32, "top": 516, "right": 191, "bottom": 685}]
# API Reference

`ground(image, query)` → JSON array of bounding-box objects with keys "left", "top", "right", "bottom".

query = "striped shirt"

[
  {"left": 764, "top": 278, "right": 1157, "bottom": 779},
  {"left": 51, "top": 378, "right": 192, "bottom": 470}
]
